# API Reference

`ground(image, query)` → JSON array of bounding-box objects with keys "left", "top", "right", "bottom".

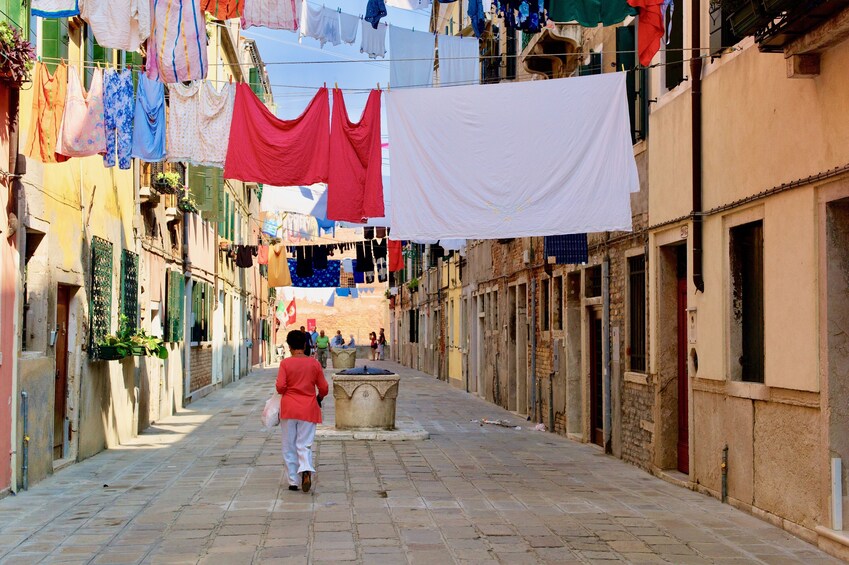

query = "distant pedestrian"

[
  {"left": 369, "top": 332, "right": 378, "bottom": 361},
  {"left": 347, "top": 334, "right": 356, "bottom": 348},
  {"left": 378, "top": 328, "right": 386, "bottom": 360},
  {"left": 300, "top": 326, "right": 312, "bottom": 357},
  {"left": 315, "top": 330, "right": 330, "bottom": 368},
  {"left": 276, "top": 330, "right": 328, "bottom": 493},
  {"left": 332, "top": 330, "right": 345, "bottom": 348},
  {"left": 310, "top": 329, "right": 319, "bottom": 356}
]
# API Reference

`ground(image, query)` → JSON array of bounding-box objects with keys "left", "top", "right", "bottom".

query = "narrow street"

[{"left": 0, "top": 362, "right": 838, "bottom": 565}]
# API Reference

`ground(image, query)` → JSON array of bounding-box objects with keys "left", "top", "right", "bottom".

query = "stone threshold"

[{"left": 316, "top": 420, "right": 429, "bottom": 441}]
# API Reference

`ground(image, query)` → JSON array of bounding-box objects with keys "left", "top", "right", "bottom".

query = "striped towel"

[{"left": 147, "top": 0, "right": 209, "bottom": 84}]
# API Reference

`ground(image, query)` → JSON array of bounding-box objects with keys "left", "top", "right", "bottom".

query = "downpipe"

[
  {"left": 721, "top": 444, "right": 728, "bottom": 503},
  {"left": 20, "top": 391, "right": 28, "bottom": 491},
  {"left": 602, "top": 258, "right": 612, "bottom": 453},
  {"left": 691, "top": 0, "right": 705, "bottom": 293},
  {"left": 530, "top": 277, "right": 537, "bottom": 421}
]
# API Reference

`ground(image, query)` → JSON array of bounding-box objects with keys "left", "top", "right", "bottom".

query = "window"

[
  {"left": 1, "top": 0, "right": 31, "bottom": 38},
  {"left": 506, "top": 26, "right": 517, "bottom": 80},
  {"left": 22, "top": 230, "right": 45, "bottom": 352},
  {"left": 552, "top": 276, "right": 563, "bottom": 331},
  {"left": 709, "top": 3, "right": 740, "bottom": 56},
  {"left": 191, "top": 281, "right": 212, "bottom": 343},
  {"left": 428, "top": 244, "right": 443, "bottom": 268},
  {"left": 85, "top": 24, "right": 111, "bottom": 89},
  {"left": 628, "top": 255, "right": 647, "bottom": 372},
  {"left": 89, "top": 236, "right": 114, "bottom": 351},
  {"left": 665, "top": 0, "right": 684, "bottom": 90},
  {"left": 579, "top": 51, "right": 602, "bottom": 76},
  {"left": 541, "top": 278, "right": 550, "bottom": 331},
  {"left": 409, "top": 308, "right": 419, "bottom": 343},
  {"left": 616, "top": 26, "right": 648, "bottom": 143},
  {"left": 586, "top": 266, "right": 602, "bottom": 298},
  {"left": 120, "top": 250, "right": 139, "bottom": 331},
  {"left": 730, "top": 221, "right": 764, "bottom": 383},
  {"left": 164, "top": 270, "right": 185, "bottom": 342},
  {"left": 449, "top": 299, "right": 455, "bottom": 348},
  {"left": 41, "top": 17, "right": 69, "bottom": 73}
]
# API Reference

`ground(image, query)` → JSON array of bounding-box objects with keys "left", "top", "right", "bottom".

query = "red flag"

[
  {"left": 285, "top": 299, "right": 297, "bottom": 327},
  {"left": 388, "top": 240, "right": 404, "bottom": 272},
  {"left": 628, "top": 0, "right": 665, "bottom": 67}
]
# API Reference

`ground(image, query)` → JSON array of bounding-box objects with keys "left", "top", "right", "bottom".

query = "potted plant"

[
  {"left": 0, "top": 21, "right": 35, "bottom": 86},
  {"left": 130, "top": 328, "right": 169, "bottom": 359},
  {"left": 407, "top": 277, "right": 419, "bottom": 292},
  {"left": 95, "top": 315, "right": 169, "bottom": 361},
  {"left": 177, "top": 194, "right": 199, "bottom": 214},
  {"left": 153, "top": 171, "right": 182, "bottom": 195}
]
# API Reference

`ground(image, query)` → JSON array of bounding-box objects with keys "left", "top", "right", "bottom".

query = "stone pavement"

[{"left": 0, "top": 361, "right": 841, "bottom": 564}]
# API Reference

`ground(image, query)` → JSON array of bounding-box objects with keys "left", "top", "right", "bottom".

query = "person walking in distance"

[
  {"left": 332, "top": 330, "right": 345, "bottom": 348},
  {"left": 315, "top": 329, "right": 330, "bottom": 368},
  {"left": 378, "top": 328, "right": 387, "bottom": 360},
  {"left": 300, "top": 325, "right": 312, "bottom": 357},
  {"left": 369, "top": 331, "right": 378, "bottom": 361},
  {"left": 276, "top": 330, "right": 328, "bottom": 493}
]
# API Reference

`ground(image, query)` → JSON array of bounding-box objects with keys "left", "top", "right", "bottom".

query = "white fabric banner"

[
  {"left": 389, "top": 26, "right": 435, "bottom": 89},
  {"left": 386, "top": 72, "right": 639, "bottom": 240},
  {"left": 437, "top": 35, "right": 480, "bottom": 87},
  {"left": 261, "top": 184, "right": 328, "bottom": 218}
]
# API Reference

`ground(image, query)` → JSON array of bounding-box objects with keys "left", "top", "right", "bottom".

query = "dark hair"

[{"left": 287, "top": 330, "right": 307, "bottom": 351}]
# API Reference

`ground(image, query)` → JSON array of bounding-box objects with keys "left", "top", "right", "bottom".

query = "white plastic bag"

[{"left": 262, "top": 394, "right": 281, "bottom": 428}]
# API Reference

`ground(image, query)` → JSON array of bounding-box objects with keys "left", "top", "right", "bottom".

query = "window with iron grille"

[
  {"left": 409, "top": 309, "right": 419, "bottom": 343},
  {"left": 120, "top": 249, "right": 139, "bottom": 331},
  {"left": 191, "top": 281, "right": 212, "bottom": 343},
  {"left": 628, "top": 255, "right": 647, "bottom": 372},
  {"left": 164, "top": 270, "right": 185, "bottom": 342},
  {"left": 552, "top": 276, "right": 563, "bottom": 331},
  {"left": 586, "top": 266, "right": 602, "bottom": 298},
  {"left": 730, "top": 221, "right": 764, "bottom": 383},
  {"left": 89, "top": 236, "right": 114, "bottom": 351}
]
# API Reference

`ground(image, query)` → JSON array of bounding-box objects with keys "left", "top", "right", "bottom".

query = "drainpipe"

[
  {"left": 721, "top": 444, "right": 728, "bottom": 503},
  {"left": 602, "top": 256, "right": 612, "bottom": 453},
  {"left": 182, "top": 189, "right": 191, "bottom": 402},
  {"left": 530, "top": 276, "right": 537, "bottom": 422},
  {"left": 20, "top": 391, "right": 28, "bottom": 491},
  {"left": 8, "top": 84, "right": 21, "bottom": 493},
  {"left": 691, "top": 0, "right": 704, "bottom": 293}
]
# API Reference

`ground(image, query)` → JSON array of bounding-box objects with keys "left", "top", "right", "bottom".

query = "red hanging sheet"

[
  {"left": 628, "top": 0, "right": 665, "bottom": 67},
  {"left": 388, "top": 239, "right": 403, "bottom": 272},
  {"left": 326, "top": 88, "right": 385, "bottom": 222},
  {"left": 224, "top": 84, "right": 329, "bottom": 186}
]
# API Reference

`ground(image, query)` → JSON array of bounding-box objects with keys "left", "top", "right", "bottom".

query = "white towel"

[
  {"left": 320, "top": 7, "right": 342, "bottom": 47},
  {"left": 31, "top": 0, "right": 79, "bottom": 17},
  {"left": 437, "top": 35, "right": 480, "bottom": 87},
  {"left": 299, "top": 1, "right": 324, "bottom": 43},
  {"left": 389, "top": 26, "right": 434, "bottom": 88},
  {"left": 339, "top": 11, "right": 359, "bottom": 45},
  {"left": 360, "top": 21, "right": 387, "bottom": 59}
]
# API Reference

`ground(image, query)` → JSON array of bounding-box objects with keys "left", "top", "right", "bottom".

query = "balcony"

[
  {"left": 520, "top": 24, "right": 582, "bottom": 79},
  {"left": 722, "top": 0, "right": 849, "bottom": 53}
]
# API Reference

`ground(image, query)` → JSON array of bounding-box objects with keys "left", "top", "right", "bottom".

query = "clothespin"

[
  {"left": 377, "top": 82, "right": 380, "bottom": 90},
  {"left": 334, "top": 82, "right": 338, "bottom": 89},
  {"left": 621, "top": 64, "right": 625, "bottom": 72},
  {"left": 337, "top": 6, "right": 341, "bottom": 12},
  {"left": 37, "top": 55, "right": 41, "bottom": 63},
  {"left": 387, "top": 82, "right": 390, "bottom": 92},
  {"left": 229, "top": 74, "right": 233, "bottom": 84},
  {"left": 323, "top": 81, "right": 327, "bottom": 88}
]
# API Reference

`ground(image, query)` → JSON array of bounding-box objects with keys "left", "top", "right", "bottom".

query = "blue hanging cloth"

[
  {"left": 365, "top": 0, "right": 388, "bottom": 29},
  {"left": 468, "top": 0, "right": 486, "bottom": 38}
]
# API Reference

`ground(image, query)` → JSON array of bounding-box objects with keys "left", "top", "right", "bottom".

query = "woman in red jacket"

[{"left": 276, "top": 330, "right": 329, "bottom": 492}]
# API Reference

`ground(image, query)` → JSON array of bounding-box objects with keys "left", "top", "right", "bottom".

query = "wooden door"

[
  {"left": 54, "top": 285, "right": 70, "bottom": 459},
  {"left": 677, "top": 274, "right": 689, "bottom": 474},
  {"left": 589, "top": 311, "right": 604, "bottom": 447}
]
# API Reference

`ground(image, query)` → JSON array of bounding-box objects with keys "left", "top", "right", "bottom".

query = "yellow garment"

[
  {"left": 25, "top": 62, "right": 69, "bottom": 164},
  {"left": 268, "top": 243, "right": 292, "bottom": 288}
]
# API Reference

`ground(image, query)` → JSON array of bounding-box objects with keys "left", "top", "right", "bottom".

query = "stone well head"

[{"left": 333, "top": 367, "right": 399, "bottom": 431}]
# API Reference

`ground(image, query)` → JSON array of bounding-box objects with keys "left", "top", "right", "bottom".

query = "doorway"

[
  {"left": 54, "top": 285, "right": 71, "bottom": 460},
  {"left": 589, "top": 309, "right": 604, "bottom": 447},
  {"left": 676, "top": 255, "right": 689, "bottom": 474},
  {"left": 508, "top": 286, "right": 517, "bottom": 412},
  {"left": 516, "top": 283, "right": 528, "bottom": 415}
]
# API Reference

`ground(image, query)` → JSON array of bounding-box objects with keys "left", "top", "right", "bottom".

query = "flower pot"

[
  {"left": 219, "top": 240, "right": 231, "bottom": 251},
  {"left": 96, "top": 345, "right": 127, "bottom": 361},
  {"left": 130, "top": 345, "right": 147, "bottom": 356}
]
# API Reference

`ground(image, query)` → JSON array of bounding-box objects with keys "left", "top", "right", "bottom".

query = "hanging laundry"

[
  {"left": 146, "top": 0, "right": 208, "bottom": 84},
  {"left": 628, "top": 0, "right": 665, "bottom": 66},
  {"left": 224, "top": 84, "right": 330, "bottom": 186},
  {"left": 386, "top": 0, "right": 430, "bottom": 9},
  {"left": 299, "top": 2, "right": 324, "bottom": 42},
  {"left": 342, "top": 258, "right": 354, "bottom": 273},
  {"left": 364, "top": 227, "right": 375, "bottom": 240},
  {"left": 388, "top": 239, "right": 404, "bottom": 272},
  {"left": 365, "top": 271, "right": 375, "bottom": 284},
  {"left": 243, "top": 0, "right": 298, "bottom": 30},
  {"left": 296, "top": 246, "right": 314, "bottom": 278},
  {"left": 336, "top": 288, "right": 350, "bottom": 297},
  {"left": 373, "top": 239, "right": 388, "bottom": 282},
  {"left": 319, "top": 7, "right": 342, "bottom": 47},
  {"left": 365, "top": 0, "right": 387, "bottom": 28},
  {"left": 326, "top": 89, "right": 384, "bottom": 222},
  {"left": 197, "top": 81, "right": 236, "bottom": 168},
  {"left": 547, "top": 0, "right": 635, "bottom": 27},
  {"left": 339, "top": 11, "right": 359, "bottom": 45},
  {"left": 360, "top": 21, "right": 387, "bottom": 59},
  {"left": 166, "top": 82, "right": 201, "bottom": 163},
  {"left": 202, "top": 0, "right": 243, "bottom": 20},
  {"left": 437, "top": 35, "right": 480, "bottom": 87},
  {"left": 131, "top": 74, "right": 166, "bottom": 162},
  {"left": 25, "top": 63, "right": 68, "bottom": 164},
  {"left": 389, "top": 26, "right": 435, "bottom": 88},
  {"left": 32, "top": 0, "right": 79, "bottom": 17},
  {"left": 80, "top": 0, "right": 150, "bottom": 52},
  {"left": 268, "top": 243, "right": 293, "bottom": 287},
  {"left": 385, "top": 72, "right": 638, "bottom": 240},
  {"left": 55, "top": 66, "right": 106, "bottom": 159},
  {"left": 353, "top": 264, "right": 366, "bottom": 284},
  {"left": 262, "top": 216, "right": 281, "bottom": 238},
  {"left": 236, "top": 245, "right": 257, "bottom": 268},
  {"left": 496, "top": 0, "right": 544, "bottom": 32},
  {"left": 544, "top": 234, "right": 588, "bottom": 264},
  {"left": 355, "top": 241, "right": 375, "bottom": 272},
  {"left": 467, "top": 0, "right": 486, "bottom": 38},
  {"left": 376, "top": 227, "right": 387, "bottom": 238},
  {"left": 257, "top": 245, "right": 269, "bottom": 265},
  {"left": 439, "top": 239, "right": 466, "bottom": 251},
  {"left": 288, "top": 259, "right": 341, "bottom": 288},
  {"left": 102, "top": 68, "right": 135, "bottom": 169},
  {"left": 316, "top": 218, "right": 336, "bottom": 236},
  {"left": 313, "top": 245, "right": 329, "bottom": 270},
  {"left": 261, "top": 184, "right": 328, "bottom": 217}
]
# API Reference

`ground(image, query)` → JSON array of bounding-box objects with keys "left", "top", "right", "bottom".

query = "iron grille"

[
  {"left": 165, "top": 270, "right": 185, "bottom": 342},
  {"left": 89, "top": 236, "right": 114, "bottom": 356},
  {"left": 120, "top": 249, "right": 139, "bottom": 331},
  {"left": 628, "top": 255, "right": 647, "bottom": 372}
]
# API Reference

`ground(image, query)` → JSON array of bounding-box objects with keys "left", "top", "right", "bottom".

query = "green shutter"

[
  {"left": 616, "top": 26, "right": 637, "bottom": 144},
  {"left": 1, "top": 0, "right": 23, "bottom": 30},
  {"left": 41, "top": 17, "right": 69, "bottom": 73},
  {"left": 165, "top": 270, "right": 185, "bottom": 343},
  {"left": 249, "top": 67, "right": 262, "bottom": 98},
  {"left": 120, "top": 250, "right": 139, "bottom": 331},
  {"left": 89, "top": 237, "right": 114, "bottom": 354},
  {"left": 85, "top": 25, "right": 111, "bottom": 88}
]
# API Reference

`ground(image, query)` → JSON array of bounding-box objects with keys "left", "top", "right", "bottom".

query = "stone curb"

[{"left": 315, "top": 421, "right": 429, "bottom": 441}]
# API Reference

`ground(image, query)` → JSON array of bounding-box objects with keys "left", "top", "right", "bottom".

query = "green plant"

[
  {"left": 0, "top": 21, "right": 35, "bottom": 85},
  {"left": 178, "top": 194, "right": 199, "bottom": 213},
  {"left": 384, "top": 289, "right": 391, "bottom": 299},
  {"left": 407, "top": 277, "right": 419, "bottom": 292},
  {"left": 154, "top": 172, "right": 183, "bottom": 193},
  {"left": 97, "top": 315, "right": 168, "bottom": 360}
]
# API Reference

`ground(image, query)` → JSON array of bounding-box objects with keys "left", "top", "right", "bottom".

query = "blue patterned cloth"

[
  {"left": 544, "top": 234, "right": 588, "bottom": 264},
  {"left": 131, "top": 74, "right": 166, "bottom": 162},
  {"left": 103, "top": 68, "right": 135, "bottom": 169},
  {"left": 365, "top": 0, "right": 387, "bottom": 28},
  {"left": 288, "top": 259, "right": 341, "bottom": 288}
]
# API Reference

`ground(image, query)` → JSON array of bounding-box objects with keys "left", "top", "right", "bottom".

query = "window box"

[{"left": 95, "top": 345, "right": 127, "bottom": 361}]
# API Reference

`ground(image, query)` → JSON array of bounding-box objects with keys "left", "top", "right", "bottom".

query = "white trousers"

[{"left": 280, "top": 419, "right": 316, "bottom": 486}]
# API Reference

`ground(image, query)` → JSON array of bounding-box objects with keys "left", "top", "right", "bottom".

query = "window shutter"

[
  {"left": 41, "top": 17, "right": 69, "bottom": 72},
  {"left": 616, "top": 26, "right": 638, "bottom": 144},
  {"left": 120, "top": 250, "right": 139, "bottom": 331}
]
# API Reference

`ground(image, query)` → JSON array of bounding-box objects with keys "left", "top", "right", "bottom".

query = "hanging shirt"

[
  {"left": 242, "top": 0, "right": 298, "bottom": 30},
  {"left": 388, "top": 239, "right": 404, "bottom": 272},
  {"left": 288, "top": 258, "right": 341, "bottom": 288},
  {"left": 81, "top": 0, "right": 150, "bottom": 51},
  {"left": 365, "top": 0, "right": 387, "bottom": 28},
  {"left": 268, "top": 243, "right": 293, "bottom": 287},
  {"left": 389, "top": 26, "right": 435, "bottom": 88},
  {"left": 24, "top": 62, "right": 68, "bottom": 164},
  {"left": 31, "top": 0, "right": 78, "bottom": 17},
  {"left": 467, "top": 0, "right": 486, "bottom": 38},
  {"left": 547, "top": 0, "right": 635, "bottom": 26},
  {"left": 326, "top": 89, "right": 384, "bottom": 222},
  {"left": 166, "top": 81, "right": 201, "bottom": 163},
  {"left": 342, "top": 258, "right": 354, "bottom": 273},
  {"left": 299, "top": 2, "right": 327, "bottom": 44},
  {"left": 437, "top": 35, "right": 480, "bottom": 87},
  {"left": 202, "top": 0, "right": 243, "bottom": 19},
  {"left": 296, "top": 246, "right": 314, "bottom": 278},
  {"left": 103, "top": 68, "right": 135, "bottom": 169},
  {"left": 131, "top": 74, "right": 166, "bottom": 162},
  {"left": 197, "top": 81, "right": 235, "bottom": 168},
  {"left": 319, "top": 7, "right": 342, "bottom": 47},
  {"left": 339, "top": 11, "right": 359, "bottom": 45},
  {"left": 235, "top": 245, "right": 256, "bottom": 268},
  {"left": 355, "top": 241, "right": 375, "bottom": 272},
  {"left": 146, "top": 0, "right": 208, "bottom": 84},
  {"left": 628, "top": 0, "right": 665, "bottom": 66},
  {"left": 313, "top": 245, "right": 329, "bottom": 270},
  {"left": 55, "top": 66, "right": 107, "bottom": 159},
  {"left": 224, "top": 84, "right": 330, "bottom": 186},
  {"left": 257, "top": 245, "right": 269, "bottom": 265},
  {"left": 360, "top": 21, "right": 387, "bottom": 59}
]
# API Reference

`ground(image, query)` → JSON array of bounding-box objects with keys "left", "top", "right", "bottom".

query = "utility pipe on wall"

[
  {"left": 20, "top": 391, "right": 28, "bottom": 491},
  {"left": 530, "top": 276, "right": 537, "bottom": 422},
  {"left": 691, "top": 0, "right": 705, "bottom": 293},
  {"left": 602, "top": 258, "right": 612, "bottom": 453}
]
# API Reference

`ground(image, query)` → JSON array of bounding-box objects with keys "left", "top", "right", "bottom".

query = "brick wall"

[
  {"left": 190, "top": 345, "right": 212, "bottom": 392},
  {"left": 621, "top": 380, "right": 653, "bottom": 469}
]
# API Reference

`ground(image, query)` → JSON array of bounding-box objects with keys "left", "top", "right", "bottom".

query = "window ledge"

[
  {"left": 624, "top": 371, "right": 649, "bottom": 385},
  {"left": 633, "top": 140, "right": 647, "bottom": 157},
  {"left": 726, "top": 380, "right": 770, "bottom": 401}
]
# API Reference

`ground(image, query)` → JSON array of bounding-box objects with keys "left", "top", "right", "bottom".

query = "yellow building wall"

[{"left": 446, "top": 259, "right": 463, "bottom": 384}]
